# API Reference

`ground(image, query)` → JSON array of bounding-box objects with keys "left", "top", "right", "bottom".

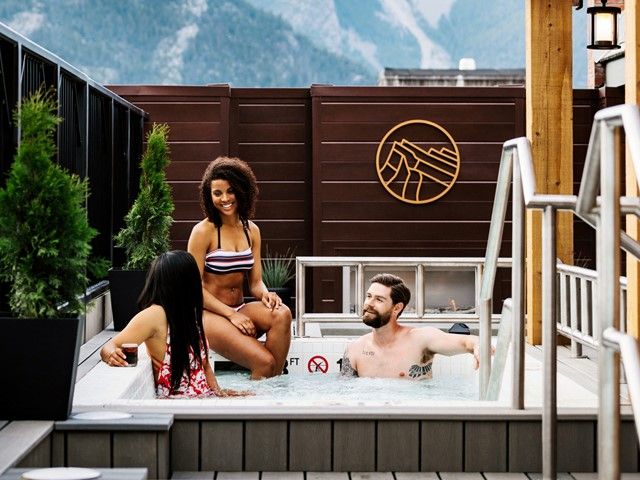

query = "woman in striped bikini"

[{"left": 187, "top": 157, "right": 292, "bottom": 379}]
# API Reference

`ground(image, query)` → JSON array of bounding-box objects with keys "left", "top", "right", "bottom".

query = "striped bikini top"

[{"left": 204, "top": 224, "right": 255, "bottom": 275}]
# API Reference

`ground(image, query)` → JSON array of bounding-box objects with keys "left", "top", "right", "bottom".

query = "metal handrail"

[
  {"left": 484, "top": 299, "right": 513, "bottom": 402},
  {"left": 602, "top": 328, "right": 640, "bottom": 443},
  {"left": 497, "top": 104, "right": 640, "bottom": 479},
  {"left": 574, "top": 104, "right": 640, "bottom": 480},
  {"left": 481, "top": 134, "right": 580, "bottom": 478},
  {"left": 478, "top": 137, "right": 530, "bottom": 403},
  {"left": 556, "top": 263, "right": 628, "bottom": 354}
]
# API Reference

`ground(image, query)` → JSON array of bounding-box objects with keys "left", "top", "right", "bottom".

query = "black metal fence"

[{"left": 0, "top": 24, "right": 146, "bottom": 272}]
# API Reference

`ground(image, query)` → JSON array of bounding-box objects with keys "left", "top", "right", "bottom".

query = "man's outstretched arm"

[{"left": 418, "top": 327, "right": 486, "bottom": 369}]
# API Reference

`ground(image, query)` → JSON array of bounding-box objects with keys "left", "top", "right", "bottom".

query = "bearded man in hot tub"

[{"left": 340, "top": 273, "right": 491, "bottom": 379}]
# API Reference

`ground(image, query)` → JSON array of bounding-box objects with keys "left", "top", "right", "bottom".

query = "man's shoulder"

[
  {"left": 408, "top": 325, "right": 440, "bottom": 335},
  {"left": 405, "top": 326, "right": 442, "bottom": 345},
  {"left": 346, "top": 333, "right": 371, "bottom": 353}
]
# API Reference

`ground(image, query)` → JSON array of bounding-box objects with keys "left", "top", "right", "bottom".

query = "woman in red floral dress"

[{"left": 100, "top": 250, "right": 247, "bottom": 398}]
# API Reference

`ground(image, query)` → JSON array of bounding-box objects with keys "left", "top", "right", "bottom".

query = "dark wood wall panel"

[
  {"left": 311, "top": 87, "right": 524, "bottom": 257},
  {"left": 321, "top": 102, "right": 516, "bottom": 122},
  {"left": 573, "top": 92, "right": 603, "bottom": 269},
  {"left": 310, "top": 87, "right": 598, "bottom": 310},
  {"left": 109, "top": 85, "right": 231, "bottom": 250},
  {"left": 110, "top": 85, "right": 601, "bottom": 302},
  {"left": 229, "top": 89, "right": 312, "bottom": 257}
]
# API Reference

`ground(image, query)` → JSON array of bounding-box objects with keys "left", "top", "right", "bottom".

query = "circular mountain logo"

[{"left": 375, "top": 119, "right": 461, "bottom": 205}]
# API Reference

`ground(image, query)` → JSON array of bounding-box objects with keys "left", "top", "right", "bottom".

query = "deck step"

[{"left": 0, "top": 421, "right": 53, "bottom": 475}]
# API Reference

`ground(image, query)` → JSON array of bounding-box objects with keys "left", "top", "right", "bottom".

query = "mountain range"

[{"left": 0, "top": 0, "right": 589, "bottom": 87}]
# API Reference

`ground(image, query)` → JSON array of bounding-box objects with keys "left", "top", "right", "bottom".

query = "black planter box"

[
  {"left": 108, "top": 269, "right": 147, "bottom": 331},
  {"left": 0, "top": 316, "right": 82, "bottom": 420}
]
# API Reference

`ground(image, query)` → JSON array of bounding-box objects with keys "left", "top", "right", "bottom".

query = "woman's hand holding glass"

[{"left": 104, "top": 347, "right": 128, "bottom": 367}]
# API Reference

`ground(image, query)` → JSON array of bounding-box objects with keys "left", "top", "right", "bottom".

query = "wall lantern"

[{"left": 587, "top": 0, "right": 621, "bottom": 50}]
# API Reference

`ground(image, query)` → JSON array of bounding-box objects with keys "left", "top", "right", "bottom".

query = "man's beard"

[{"left": 362, "top": 309, "right": 391, "bottom": 329}]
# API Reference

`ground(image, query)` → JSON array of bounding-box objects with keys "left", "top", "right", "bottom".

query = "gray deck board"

[
  {"left": 484, "top": 474, "right": 529, "bottom": 479},
  {"left": 171, "top": 421, "right": 199, "bottom": 471},
  {"left": 1, "top": 468, "right": 147, "bottom": 480},
  {"left": 377, "top": 421, "right": 419, "bottom": 472},
  {"left": 170, "top": 472, "right": 214, "bottom": 479},
  {"left": 527, "top": 474, "right": 575, "bottom": 480},
  {"left": 421, "top": 421, "right": 463, "bottom": 472},
  {"left": 289, "top": 420, "right": 332, "bottom": 471},
  {"left": 572, "top": 475, "right": 640, "bottom": 480},
  {"left": 0, "top": 421, "right": 53, "bottom": 475},
  {"left": 171, "top": 471, "right": 216, "bottom": 480},
  {"left": 333, "top": 421, "right": 376, "bottom": 472},
  {"left": 306, "top": 474, "right": 350, "bottom": 480},
  {"left": 527, "top": 345, "right": 599, "bottom": 396},
  {"left": 66, "top": 432, "right": 110, "bottom": 467},
  {"left": 16, "top": 435, "right": 50, "bottom": 468},
  {"left": 350, "top": 473, "right": 394, "bottom": 479},
  {"left": 262, "top": 473, "right": 304, "bottom": 480},
  {"left": 394, "top": 474, "right": 439, "bottom": 480},
  {"left": 201, "top": 421, "right": 243, "bottom": 471},
  {"left": 244, "top": 421, "right": 288, "bottom": 472},
  {"left": 439, "top": 473, "right": 485, "bottom": 480},
  {"left": 216, "top": 473, "right": 259, "bottom": 480},
  {"left": 465, "top": 421, "right": 507, "bottom": 472}
]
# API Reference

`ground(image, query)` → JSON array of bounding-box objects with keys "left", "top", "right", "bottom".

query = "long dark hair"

[
  {"left": 199, "top": 156, "right": 258, "bottom": 228},
  {"left": 138, "top": 250, "right": 206, "bottom": 394}
]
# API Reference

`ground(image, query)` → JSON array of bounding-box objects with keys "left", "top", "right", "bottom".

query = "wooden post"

[
  {"left": 626, "top": 2, "right": 640, "bottom": 338},
  {"left": 525, "top": 0, "right": 574, "bottom": 344}
]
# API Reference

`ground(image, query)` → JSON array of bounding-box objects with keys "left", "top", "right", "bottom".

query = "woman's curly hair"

[{"left": 199, "top": 156, "right": 259, "bottom": 227}]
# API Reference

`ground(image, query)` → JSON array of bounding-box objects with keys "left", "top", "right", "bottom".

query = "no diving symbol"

[{"left": 307, "top": 355, "right": 329, "bottom": 373}]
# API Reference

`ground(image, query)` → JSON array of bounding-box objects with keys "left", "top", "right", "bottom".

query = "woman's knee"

[
  {"left": 271, "top": 305, "right": 292, "bottom": 331},
  {"left": 250, "top": 350, "right": 277, "bottom": 377}
]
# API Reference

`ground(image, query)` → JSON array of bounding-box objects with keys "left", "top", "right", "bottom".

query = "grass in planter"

[{"left": 262, "top": 246, "right": 295, "bottom": 289}]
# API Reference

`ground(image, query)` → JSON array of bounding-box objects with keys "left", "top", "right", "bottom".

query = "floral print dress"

[{"left": 155, "top": 328, "right": 215, "bottom": 398}]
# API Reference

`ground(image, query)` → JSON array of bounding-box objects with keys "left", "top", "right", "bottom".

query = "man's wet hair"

[{"left": 370, "top": 273, "right": 411, "bottom": 316}]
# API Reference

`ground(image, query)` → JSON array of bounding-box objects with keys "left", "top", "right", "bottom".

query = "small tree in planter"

[
  {"left": 0, "top": 89, "right": 97, "bottom": 419},
  {"left": 110, "top": 123, "right": 173, "bottom": 330}
]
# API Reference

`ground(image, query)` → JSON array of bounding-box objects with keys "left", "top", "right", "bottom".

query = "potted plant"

[
  {"left": 261, "top": 246, "right": 296, "bottom": 309},
  {"left": 109, "top": 123, "right": 173, "bottom": 330},
  {"left": 0, "top": 89, "right": 97, "bottom": 420}
]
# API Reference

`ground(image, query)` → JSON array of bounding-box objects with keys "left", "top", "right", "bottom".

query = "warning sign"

[{"left": 307, "top": 355, "right": 329, "bottom": 373}]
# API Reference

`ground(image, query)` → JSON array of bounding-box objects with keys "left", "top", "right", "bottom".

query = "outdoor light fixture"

[{"left": 587, "top": 0, "right": 621, "bottom": 50}]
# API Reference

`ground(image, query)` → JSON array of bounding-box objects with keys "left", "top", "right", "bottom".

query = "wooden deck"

[{"left": 171, "top": 472, "right": 640, "bottom": 479}]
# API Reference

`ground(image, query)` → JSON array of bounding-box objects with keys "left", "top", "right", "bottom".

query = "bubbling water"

[{"left": 217, "top": 372, "right": 479, "bottom": 403}]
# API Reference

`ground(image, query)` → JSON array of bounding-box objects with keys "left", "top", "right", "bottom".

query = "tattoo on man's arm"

[
  {"left": 340, "top": 353, "right": 358, "bottom": 377},
  {"left": 408, "top": 362, "right": 432, "bottom": 379}
]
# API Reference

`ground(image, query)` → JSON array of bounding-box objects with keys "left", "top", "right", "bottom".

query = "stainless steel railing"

[
  {"left": 556, "top": 263, "right": 628, "bottom": 354},
  {"left": 602, "top": 327, "right": 640, "bottom": 444},
  {"left": 294, "top": 256, "right": 511, "bottom": 337},
  {"left": 491, "top": 104, "right": 640, "bottom": 479},
  {"left": 478, "top": 134, "right": 578, "bottom": 479}
]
